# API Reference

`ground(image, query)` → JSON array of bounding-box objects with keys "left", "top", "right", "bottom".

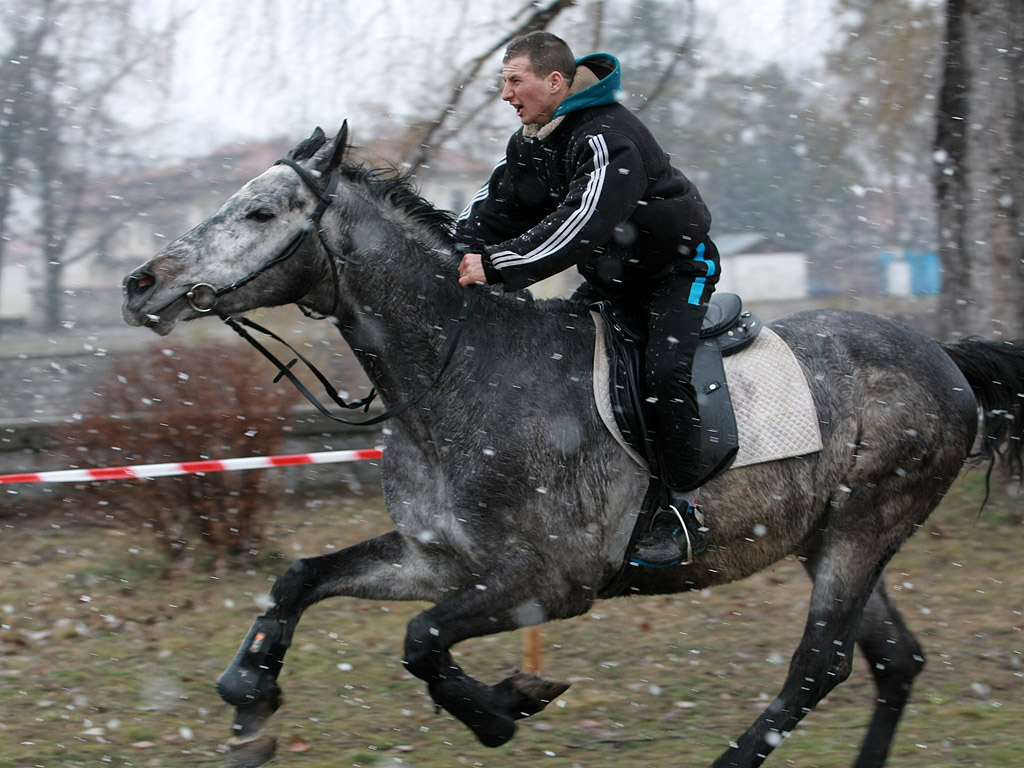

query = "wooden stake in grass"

[{"left": 522, "top": 625, "right": 543, "bottom": 674}]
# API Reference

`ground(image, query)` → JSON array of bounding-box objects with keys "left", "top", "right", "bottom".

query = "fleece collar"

[
  {"left": 553, "top": 53, "right": 622, "bottom": 117},
  {"left": 523, "top": 53, "right": 623, "bottom": 141}
]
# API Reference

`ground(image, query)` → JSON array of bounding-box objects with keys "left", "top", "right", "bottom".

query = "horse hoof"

[
  {"left": 470, "top": 713, "right": 517, "bottom": 748},
  {"left": 225, "top": 732, "right": 277, "bottom": 768},
  {"left": 496, "top": 672, "right": 571, "bottom": 719},
  {"left": 227, "top": 684, "right": 283, "bottom": 741}
]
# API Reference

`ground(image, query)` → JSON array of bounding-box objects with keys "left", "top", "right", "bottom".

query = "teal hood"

[{"left": 552, "top": 53, "right": 623, "bottom": 119}]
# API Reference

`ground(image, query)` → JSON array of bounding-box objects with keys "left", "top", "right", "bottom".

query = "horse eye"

[{"left": 246, "top": 208, "right": 276, "bottom": 222}]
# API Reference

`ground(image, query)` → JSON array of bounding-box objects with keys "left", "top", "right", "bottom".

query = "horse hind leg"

[
  {"left": 712, "top": 528, "right": 897, "bottom": 768},
  {"left": 852, "top": 579, "right": 926, "bottom": 768}
]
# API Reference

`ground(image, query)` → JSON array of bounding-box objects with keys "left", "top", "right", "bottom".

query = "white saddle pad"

[{"left": 591, "top": 315, "right": 822, "bottom": 472}]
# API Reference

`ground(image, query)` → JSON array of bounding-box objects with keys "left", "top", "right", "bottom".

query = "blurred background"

[
  {"left": 2, "top": 0, "right": 1021, "bottom": 519},
  {"left": 1, "top": 3, "right": 1021, "bottom": 765}
]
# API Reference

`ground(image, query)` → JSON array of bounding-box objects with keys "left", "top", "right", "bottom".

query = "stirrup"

[
  {"left": 667, "top": 503, "right": 696, "bottom": 566},
  {"left": 630, "top": 503, "right": 696, "bottom": 568}
]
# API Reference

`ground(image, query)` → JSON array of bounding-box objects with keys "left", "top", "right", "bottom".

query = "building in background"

[
  {"left": 4, "top": 141, "right": 497, "bottom": 330},
  {"left": 714, "top": 233, "right": 808, "bottom": 302},
  {"left": 879, "top": 250, "right": 941, "bottom": 297}
]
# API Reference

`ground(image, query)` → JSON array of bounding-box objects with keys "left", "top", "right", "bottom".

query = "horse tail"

[{"left": 941, "top": 337, "right": 1024, "bottom": 475}]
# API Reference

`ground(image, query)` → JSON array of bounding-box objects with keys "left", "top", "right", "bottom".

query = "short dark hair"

[{"left": 504, "top": 31, "right": 575, "bottom": 83}]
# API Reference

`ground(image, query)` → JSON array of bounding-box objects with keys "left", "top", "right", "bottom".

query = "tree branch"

[
  {"left": 633, "top": 0, "right": 697, "bottom": 114},
  {"left": 400, "top": 0, "right": 575, "bottom": 171}
]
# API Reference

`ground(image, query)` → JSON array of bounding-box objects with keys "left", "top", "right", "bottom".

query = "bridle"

[
  {"left": 138, "top": 156, "right": 348, "bottom": 320},
  {"left": 135, "top": 154, "right": 468, "bottom": 427}
]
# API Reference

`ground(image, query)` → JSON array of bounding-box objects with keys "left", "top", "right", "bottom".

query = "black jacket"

[{"left": 455, "top": 53, "right": 713, "bottom": 297}]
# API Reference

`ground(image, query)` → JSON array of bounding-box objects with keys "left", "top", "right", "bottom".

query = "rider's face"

[{"left": 501, "top": 55, "right": 565, "bottom": 127}]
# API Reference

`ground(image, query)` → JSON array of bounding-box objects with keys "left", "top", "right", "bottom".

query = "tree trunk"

[
  {"left": 40, "top": 176, "right": 63, "bottom": 332},
  {"left": 935, "top": 0, "right": 1024, "bottom": 340},
  {"left": 0, "top": 171, "right": 11, "bottom": 332}
]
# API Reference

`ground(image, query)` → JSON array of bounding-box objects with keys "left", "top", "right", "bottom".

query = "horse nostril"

[{"left": 124, "top": 267, "right": 157, "bottom": 299}]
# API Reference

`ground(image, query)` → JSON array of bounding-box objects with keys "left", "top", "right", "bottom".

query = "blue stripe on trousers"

[{"left": 687, "top": 241, "right": 714, "bottom": 305}]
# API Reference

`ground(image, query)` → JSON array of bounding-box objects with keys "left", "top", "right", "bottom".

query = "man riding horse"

[{"left": 456, "top": 31, "right": 719, "bottom": 566}]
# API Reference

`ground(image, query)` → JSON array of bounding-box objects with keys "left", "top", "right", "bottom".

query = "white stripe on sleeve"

[{"left": 490, "top": 134, "right": 609, "bottom": 269}]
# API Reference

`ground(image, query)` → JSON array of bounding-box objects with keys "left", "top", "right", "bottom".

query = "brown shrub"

[{"left": 62, "top": 344, "right": 297, "bottom": 566}]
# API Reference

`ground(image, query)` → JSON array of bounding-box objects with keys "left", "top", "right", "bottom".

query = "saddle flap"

[
  {"left": 591, "top": 303, "right": 740, "bottom": 491},
  {"left": 590, "top": 299, "right": 644, "bottom": 344}
]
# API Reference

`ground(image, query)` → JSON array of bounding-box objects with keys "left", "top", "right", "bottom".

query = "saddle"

[
  {"left": 592, "top": 292, "right": 761, "bottom": 594},
  {"left": 592, "top": 292, "right": 762, "bottom": 488}
]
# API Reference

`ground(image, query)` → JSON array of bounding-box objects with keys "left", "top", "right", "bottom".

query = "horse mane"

[
  {"left": 335, "top": 160, "right": 587, "bottom": 315},
  {"left": 339, "top": 160, "right": 458, "bottom": 244},
  {"left": 343, "top": 161, "right": 592, "bottom": 317},
  {"left": 288, "top": 129, "right": 457, "bottom": 246},
  {"left": 291, "top": 130, "right": 585, "bottom": 317}
]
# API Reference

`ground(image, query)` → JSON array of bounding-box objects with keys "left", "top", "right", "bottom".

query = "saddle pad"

[{"left": 592, "top": 322, "right": 822, "bottom": 471}]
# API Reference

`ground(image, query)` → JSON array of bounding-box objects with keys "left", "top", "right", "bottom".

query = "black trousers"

[
  {"left": 642, "top": 270, "right": 714, "bottom": 491},
  {"left": 579, "top": 238, "right": 719, "bottom": 492}
]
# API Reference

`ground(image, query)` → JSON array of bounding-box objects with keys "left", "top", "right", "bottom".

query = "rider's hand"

[{"left": 458, "top": 253, "right": 488, "bottom": 287}]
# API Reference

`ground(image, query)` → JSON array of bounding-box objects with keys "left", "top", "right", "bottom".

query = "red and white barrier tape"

[{"left": 0, "top": 448, "right": 383, "bottom": 485}]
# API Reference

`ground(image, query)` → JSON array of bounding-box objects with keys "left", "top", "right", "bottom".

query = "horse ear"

[
  {"left": 323, "top": 121, "right": 349, "bottom": 173},
  {"left": 289, "top": 127, "right": 328, "bottom": 162}
]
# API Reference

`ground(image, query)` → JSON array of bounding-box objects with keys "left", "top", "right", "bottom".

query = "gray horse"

[{"left": 122, "top": 124, "right": 1024, "bottom": 768}]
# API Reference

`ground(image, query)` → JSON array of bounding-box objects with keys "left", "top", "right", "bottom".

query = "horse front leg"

[
  {"left": 216, "top": 530, "right": 442, "bottom": 768},
  {"left": 401, "top": 547, "right": 587, "bottom": 747}
]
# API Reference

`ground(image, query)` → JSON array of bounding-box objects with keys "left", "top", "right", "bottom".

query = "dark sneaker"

[{"left": 630, "top": 503, "right": 707, "bottom": 567}]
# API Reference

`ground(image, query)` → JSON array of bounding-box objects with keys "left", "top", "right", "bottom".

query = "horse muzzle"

[
  {"left": 122, "top": 264, "right": 185, "bottom": 333},
  {"left": 122, "top": 265, "right": 158, "bottom": 322}
]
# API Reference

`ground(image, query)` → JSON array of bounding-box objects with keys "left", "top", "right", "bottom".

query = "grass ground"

[{"left": 1, "top": 476, "right": 1021, "bottom": 768}]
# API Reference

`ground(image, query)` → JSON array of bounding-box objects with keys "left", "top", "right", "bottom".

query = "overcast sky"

[
  {"left": 136, "top": 0, "right": 838, "bottom": 161},
  {"left": 709, "top": 0, "right": 836, "bottom": 70}
]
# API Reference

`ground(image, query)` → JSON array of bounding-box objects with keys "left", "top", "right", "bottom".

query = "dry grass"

[{"left": 1, "top": 475, "right": 1021, "bottom": 768}]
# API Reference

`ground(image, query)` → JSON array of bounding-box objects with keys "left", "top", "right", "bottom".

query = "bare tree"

[
  {"left": 398, "top": 0, "right": 576, "bottom": 172},
  {"left": 0, "top": 2, "right": 54, "bottom": 326},
  {"left": 0, "top": 0, "right": 177, "bottom": 331},
  {"left": 396, "top": 0, "right": 700, "bottom": 172},
  {"left": 628, "top": 0, "right": 698, "bottom": 115},
  {"left": 825, "top": 0, "right": 944, "bottom": 252},
  {"left": 935, "top": 0, "right": 1024, "bottom": 339}
]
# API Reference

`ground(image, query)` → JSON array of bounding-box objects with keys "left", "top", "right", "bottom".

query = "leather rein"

[{"left": 169, "top": 155, "right": 467, "bottom": 427}]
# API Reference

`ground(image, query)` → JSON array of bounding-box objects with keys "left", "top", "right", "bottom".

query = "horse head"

[{"left": 122, "top": 123, "right": 350, "bottom": 335}]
